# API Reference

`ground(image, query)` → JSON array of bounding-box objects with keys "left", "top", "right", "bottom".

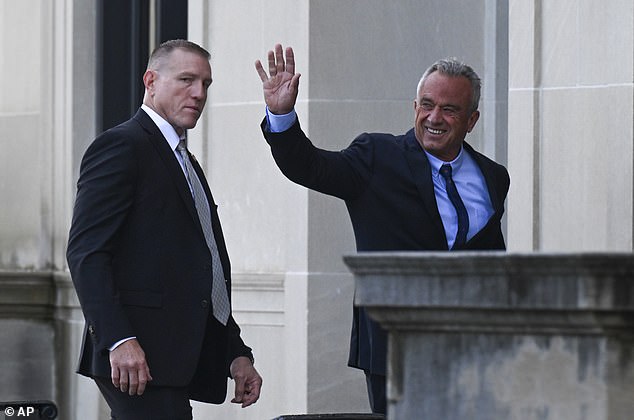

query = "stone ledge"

[
  {"left": 366, "top": 307, "right": 634, "bottom": 336},
  {"left": 272, "top": 415, "right": 384, "bottom": 420},
  {"left": 0, "top": 270, "right": 55, "bottom": 319},
  {"left": 346, "top": 251, "right": 634, "bottom": 310},
  {"left": 344, "top": 251, "right": 634, "bottom": 420},
  {"left": 0, "top": 270, "right": 80, "bottom": 320}
]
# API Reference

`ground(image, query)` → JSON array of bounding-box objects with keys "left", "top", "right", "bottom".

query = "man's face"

[
  {"left": 413, "top": 72, "right": 479, "bottom": 162},
  {"left": 144, "top": 48, "right": 212, "bottom": 135}
]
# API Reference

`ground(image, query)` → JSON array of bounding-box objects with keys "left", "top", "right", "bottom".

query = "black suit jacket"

[
  {"left": 67, "top": 109, "right": 252, "bottom": 403},
  {"left": 263, "top": 118, "right": 510, "bottom": 375}
]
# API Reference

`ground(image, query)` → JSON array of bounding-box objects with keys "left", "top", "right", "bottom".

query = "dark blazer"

[
  {"left": 67, "top": 109, "right": 253, "bottom": 403},
  {"left": 262, "top": 118, "right": 510, "bottom": 375}
]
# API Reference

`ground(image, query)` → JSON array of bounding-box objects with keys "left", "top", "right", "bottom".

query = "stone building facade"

[{"left": 0, "top": 1, "right": 632, "bottom": 419}]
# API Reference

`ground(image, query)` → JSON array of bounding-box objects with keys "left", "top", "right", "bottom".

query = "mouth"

[{"left": 425, "top": 126, "right": 446, "bottom": 136}]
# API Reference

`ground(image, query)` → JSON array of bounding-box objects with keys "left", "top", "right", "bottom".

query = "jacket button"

[{"left": 201, "top": 300, "right": 209, "bottom": 308}]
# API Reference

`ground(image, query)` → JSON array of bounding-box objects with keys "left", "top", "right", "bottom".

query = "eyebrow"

[
  {"left": 420, "top": 96, "right": 463, "bottom": 110},
  {"left": 177, "top": 71, "right": 212, "bottom": 83}
]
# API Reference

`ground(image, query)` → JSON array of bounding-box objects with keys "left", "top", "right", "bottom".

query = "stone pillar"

[{"left": 344, "top": 252, "right": 634, "bottom": 420}]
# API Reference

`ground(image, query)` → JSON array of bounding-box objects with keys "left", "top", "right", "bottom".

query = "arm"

[
  {"left": 223, "top": 316, "right": 261, "bottom": 407},
  {"left": 256, "top": 45, "right": 372, "bottom": 200},
  {"left": 66, "top": 131, "right": 151, "bottom": 395}
]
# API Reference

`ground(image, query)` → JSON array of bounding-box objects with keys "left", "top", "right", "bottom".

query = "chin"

[{"left": 182, "top": 120, "right": 199, "bottom": 130}]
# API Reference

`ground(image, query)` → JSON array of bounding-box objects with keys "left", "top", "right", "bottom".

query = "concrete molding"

[{"left": 0, "top": 270, "right": 56, "bottom": 319}]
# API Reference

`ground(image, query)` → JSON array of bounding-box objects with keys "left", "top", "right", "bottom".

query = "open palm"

[{"left": 255, "top": 44, "right": 301, "bottom": 115}]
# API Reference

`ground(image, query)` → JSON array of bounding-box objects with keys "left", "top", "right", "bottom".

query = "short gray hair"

[
  {"left": 416, "top": 58, "right": 481, "bottom": 113},
  {"left": 147, "top": 39, "right": 210, "bottom": 71}
]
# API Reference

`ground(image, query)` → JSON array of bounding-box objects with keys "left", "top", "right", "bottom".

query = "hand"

[
  {"left": 109, "top": 339, "right": 153, "bottom": 396},
  {"left": 255, "top": 44, "right": 301, "bottom": 115},
  {"left": 230, "top": 356, "right": 262, "bottom": 408}
]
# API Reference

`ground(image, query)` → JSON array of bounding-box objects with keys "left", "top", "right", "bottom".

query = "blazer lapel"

[
  {"left": 464, "top": 142, "right": 504, "bottom": 215},
  {"left": 133, "top": 110, "right": 202, "bottom": 231},
  {"left": 402, "top": 130, "right": 448, "bottom": 247}
]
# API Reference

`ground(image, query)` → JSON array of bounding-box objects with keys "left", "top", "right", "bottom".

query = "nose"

[
  {"left": 191, "top": 81, "right": 207, "bottom": 99},
  {"left": 427, "top": 106, "right": 443, "bottom": 123}
]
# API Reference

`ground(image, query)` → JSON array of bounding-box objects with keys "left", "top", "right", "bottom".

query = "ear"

[
  {"left": 466, "top": 110, "right": 480, "bottom": 133},
  {"left": 143, "top": 70, "right": 157, "bottom": 94}
]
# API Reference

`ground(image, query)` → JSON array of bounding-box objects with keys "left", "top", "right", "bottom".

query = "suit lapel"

[
  {"left": 402, "top": 130, "right": 448, "bottom": 247},
  {"left": 133, "top": 110, "right": 202, "bottom": 232},
  {"left": 463, "top": 142, "right": 503, "bottom": 214}
]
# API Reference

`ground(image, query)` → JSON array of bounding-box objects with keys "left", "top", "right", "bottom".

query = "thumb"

[
  {"left": 289, "top": 73, "right": 301, "bottom": 92},
  {"left": 232, "top": 377, "right": 246, "bottom": 403}
]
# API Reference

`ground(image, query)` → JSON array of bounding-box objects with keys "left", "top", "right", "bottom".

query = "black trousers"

[
  {"left": 94, "top": 314, "right": 228, "bottom": 419},
  {"left": 364, "top": 371, "right": 387, "bottom": 414},
  {"left": 95, "top": 377, "right": 192, "bottom": 420}
]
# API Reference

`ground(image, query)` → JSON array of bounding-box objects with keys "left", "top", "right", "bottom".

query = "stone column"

[{"left": 344, "top": 252, "right": 634, "bottom": 420}]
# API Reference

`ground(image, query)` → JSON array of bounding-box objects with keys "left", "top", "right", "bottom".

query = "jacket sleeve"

[
  {"left": 66, "top": 131, "right": 138, "bottom": 355},
  {"left": 226, "top": 316, "right": 254, "bottom": 371},
  {"left": 261, "top": 117, "right": 374, "bottom": 201}
]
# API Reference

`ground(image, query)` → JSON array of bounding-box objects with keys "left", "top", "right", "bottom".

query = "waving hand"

[{"left": 255, "top": 44, "right": 301, "bottom": 115}]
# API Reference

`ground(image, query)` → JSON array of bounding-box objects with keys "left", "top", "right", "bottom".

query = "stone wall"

[{"left": 1, "top": 0, "right": 632, "bottom": 419}]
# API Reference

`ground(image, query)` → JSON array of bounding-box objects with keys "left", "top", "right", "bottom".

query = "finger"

[
  {"left": 267, "top": 50, "right": 276, "bottom": 77},
  {"left": 255, "top": 60, "right": 268, "bottom": 82},
  {"left": 274, "top": 44, "right": 285, "bottom": 75},
  {"left": 111, "top": 365, "right": 121, "bottom": 388},
  {"left": 285, "top": 46, "right": 295, "bottom": 74},
  {"left": 128, "top": 369, "right": 139, "bottom": 396},
  {"left": 240, "top": 378, "right": 262, "bottom": 407},
  {"left": 240, "top": 390, "right": 258, "bottom": 408},
  {"left": 118, "top": 369, "right": 129, "bottom": 393},
  {"left": 137, "top": 372, "right": 147, "bottom": 396},
  {"left": 290, "top": 73, "right": 301, "bottom": 92}
]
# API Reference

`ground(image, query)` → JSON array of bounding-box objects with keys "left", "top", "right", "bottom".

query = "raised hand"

[{"left": 255, "top": 44, "right": 301, "bottom": 115}]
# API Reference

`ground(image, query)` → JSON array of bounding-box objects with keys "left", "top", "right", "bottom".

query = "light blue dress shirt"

[
  {"left": 265, "top": 107, "right": 495, "bottom": 249},
  {"left": 424, "top": 149, "right": 494, "bottom": 248}
]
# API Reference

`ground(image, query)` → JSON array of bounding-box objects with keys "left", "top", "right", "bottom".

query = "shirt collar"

[
  {"left": 425, "top": 146, "right": 465, "bottom": 177},
  {"left": 141, "top": 104, "right": 185, "bottom": 151}
]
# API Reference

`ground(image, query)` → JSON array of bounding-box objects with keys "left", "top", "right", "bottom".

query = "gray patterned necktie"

[{"left": 177, "top": 140, "right": 230, "bottom": 325}]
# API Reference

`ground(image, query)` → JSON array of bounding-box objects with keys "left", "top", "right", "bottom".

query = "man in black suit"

[
  {"left": 67, "top": 40, "right": 262, "bottom": 420},
  {"left": 255, "top": 44, "right": 509, "bottom": 414}
]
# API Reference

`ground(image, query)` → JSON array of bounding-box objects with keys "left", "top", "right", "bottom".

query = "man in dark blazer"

[
  {"left": 255, "top": 44, "right": 509, "bottom": 414},
  {"left": 67, "top": 40, "right": 262, "bottom": 420}
]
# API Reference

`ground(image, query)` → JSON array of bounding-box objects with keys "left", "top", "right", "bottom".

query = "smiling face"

[
  {"left": 143, "top": 48, "right": 212, "bottom": 135},
  {"left": 413, "top": 72, "right": 479, "bottom": 162}
]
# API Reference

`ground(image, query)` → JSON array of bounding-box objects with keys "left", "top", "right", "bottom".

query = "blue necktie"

[{"left": 439, "top": 164, "right": 469, "bottom": 249}]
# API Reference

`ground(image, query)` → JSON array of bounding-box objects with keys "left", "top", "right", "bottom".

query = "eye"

[{"left": 419, "top": 101, "right": 434, "bottom": 111}]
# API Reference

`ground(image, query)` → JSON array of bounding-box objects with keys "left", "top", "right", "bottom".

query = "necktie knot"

[
  {"left": 439, "top": 164, "right": 453, "bottom": 179},
  {"left": 177, "top": 139, "right": 187, "bottom": 153}
]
